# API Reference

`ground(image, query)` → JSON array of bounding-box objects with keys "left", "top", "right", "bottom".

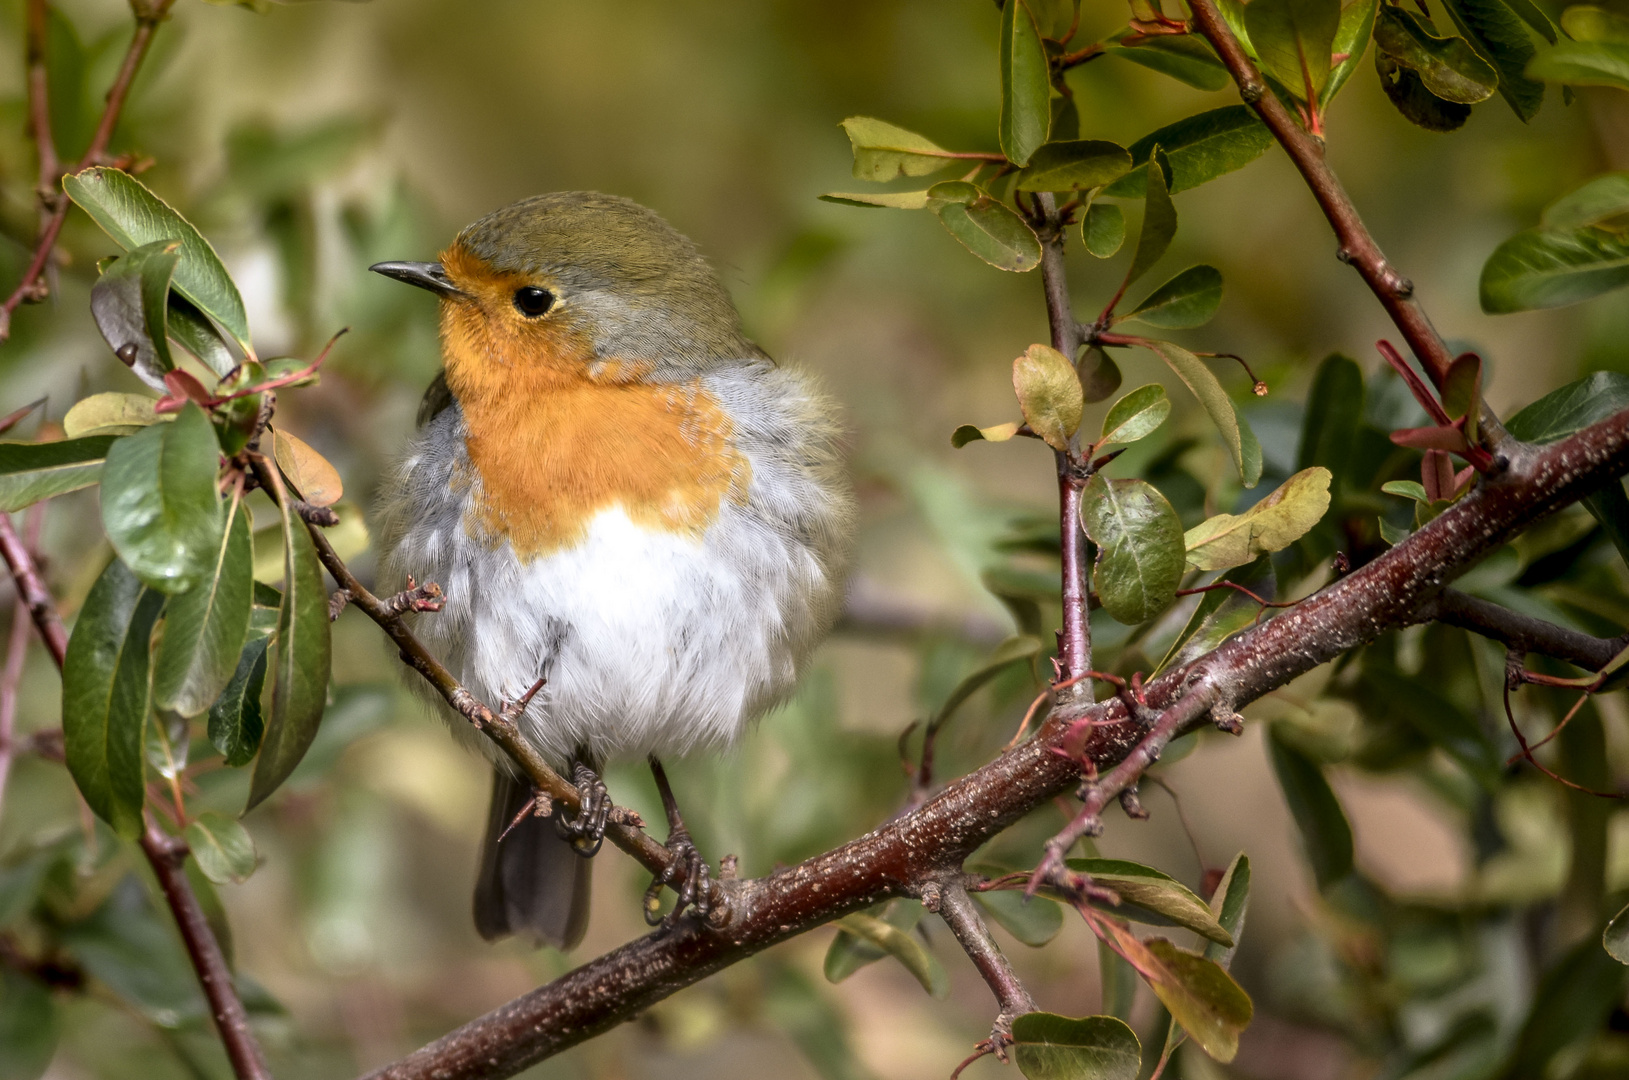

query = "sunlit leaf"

[
  {"left": 952, "top": 422, "right": 1022, "bottom": 447},
  {"left": 1324, "top": 0, "right": 1380, "bottom": 103},
  {"left": 838, "top": 117, "right": 955, "bottom": 181},
  {"left": 100, "top": 403, "right": 225, "bottom": 595},
  {"left": 63, "top": 167, "right": 250, "bottom": 347},
  {"left": 1542, "top": 172, "right": 1629, "bottom": 230},
  {"left": 1013, "top": 344, "right": 1085, "bottom": 451},
  {"left": 1068, "top": 858, "right": 1234, "bottom": 945},
  {"left": 1141, "top": 341, "right": 1263, "bottom": 487},
  {"left": 1009, "top": 1012, "right": 1141, "bottom": 1080},
  {"left": 1000, "top": 0, "right": 1051, "bottom": 166},
  {"left": 1204, "top": 853, "right": 1251, "bottom": 968},
  {"left": 930, "top": 183, "right": 1043, "bottom": 271},
  {"left": 0, "top": 435, "right": 117, "bottom": 512},
  {"left": 1093, "top": 920, "right": 1253, "bottom": 1062},
  {"left": 1562, "top": 4, "right": 1629, "bottom": 42},
  {"left": 1082, "top": 202, "right": 1126, "bottom": 258},
  {"left": 1015, "top": 141, "right": 1133, "bottom": 192},
  {"left": 1481, "top": 225, "right": 1629, "bottom": 312},
  {"left": 818, "top": 190, "right": 932, "bottom": 210},
  {"left": 1098, "top": 385, "right": 1171, "bottom": 448},
  {"left": 1183, "top": 467, "right": 1333, "bottom": 571},
  {"left": 1267, "top": 727, "right": 1352, "bottom": 890},
  {"left": 64, "top": 393, "right": 165, "bottom": 439},
  {"left": 1104, "top": 107, "right": 1273, "bottom": 198},
  {"left": 63, "top": 559, "right": 163, "bottom": 840},
  {"left": 1245, "top": 0, "right": 1342, "bottom": 99},
  {"left": 1124, "top": 265, "right": 1223, "bottom": 328},
  {"left": 271, "top": 427, "right": 343, "bottom": 507},
  {"left": 184, "top": 811, "right": 257, "bottom": 884},
  {"left": 152, "top": 489, "right": 252, "bottom": 717},
  {"left": 1080, "top": 474, "right": 1184, "bottom": 625}
]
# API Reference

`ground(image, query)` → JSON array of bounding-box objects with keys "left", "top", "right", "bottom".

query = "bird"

[{"left": 369, "top": 191, "right": 854, "bottom": 950}]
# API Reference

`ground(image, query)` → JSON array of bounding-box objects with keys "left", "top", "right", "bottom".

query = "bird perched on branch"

[{"left": 370, "top": 192, "right": 853, "bottom": 949}]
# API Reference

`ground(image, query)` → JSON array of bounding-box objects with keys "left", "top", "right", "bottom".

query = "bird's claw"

[
  {"left": 642, "top": 829, "right": 712, "bottom": 931},
  {"left": 555, "top": 763, "right": 609, "bottom": 857}
]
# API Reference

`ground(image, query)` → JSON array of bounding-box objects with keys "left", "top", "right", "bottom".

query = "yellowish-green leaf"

[
  {"left": 839, "top": 118, "right": 955, "bottom": 181},
  {"left": 64, "top": 393, "right": 165, "bottom": 439},
  {"left": 1082, "top": 202, "right": 1126, "bottom": 258},
  {"left": 1009, "top": 1012, "right": 1141, "bottom": 1080},
  {"left": 834, "top": 912, "right": 949, "bottom": 998},
  {"left": 819, "top": 190, "right": 932, "bottom": 210},
  {"left": 952, "top": 422, "right": 1022, "bottom": 448},
  {"left": 1099, "top": 385, "right": 1171, "bottom": 448},
  {"left": 1140, "top": 340, "right": 1263, "bottom": 487},
  {"left": 1183, "top": 467, "right": 1332, "bottom": 571},
  {"left": 1000, "top": 0, "right": 1052, "bottom": 166},
  {"left": 1013, "top": 344, "right": 1084, "bottom": 451},
  {"left": 1015, "top": 141, "right": 1133, "bottom": 192},
  {"left": 184, "top": 811, "right": 257, "bottom": 884}
]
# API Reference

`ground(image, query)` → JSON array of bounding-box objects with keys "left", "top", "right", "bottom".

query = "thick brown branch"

[
  {"left": 1184, "top": 0, "right": 1504, "bottom": 445},
  {"left": 365, "top": 413, "right": 1629, "bottom": 1080},
  {"left": 932, "top": 881, "right": 1035, "bottom": 1046},
  {"left": 0, "top": 0, "right": 177, "bottom": 343},
  {"left": 1429, "top": 588, "right": 1629, "bottom": 672}
]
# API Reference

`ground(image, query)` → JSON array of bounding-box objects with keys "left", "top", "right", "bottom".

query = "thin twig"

[
  {"left": 933, "top": 880, "right": 1035, "bottom": 1053},
  {"left": 0, "top": 511, "right": 37, "bottom": 819},
  {"left": 0, "top": 512, "right": 64, "bottom": 666}
]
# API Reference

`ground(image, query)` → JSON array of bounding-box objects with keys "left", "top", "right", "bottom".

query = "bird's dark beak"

[{"left": 369, "top": 261, "right": 463, "bottom": 298}]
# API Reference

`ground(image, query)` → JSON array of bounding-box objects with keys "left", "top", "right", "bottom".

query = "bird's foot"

[
  {"left": 643, "top": 827, "right": 712, "bottom": 930},
  {"left": 554, "top": 763, "right": 609, "bottom": 857}
]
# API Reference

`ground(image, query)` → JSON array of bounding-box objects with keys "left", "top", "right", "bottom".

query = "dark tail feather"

[{"left": 474, "top": 768, "right": 591, "bottom": 949}]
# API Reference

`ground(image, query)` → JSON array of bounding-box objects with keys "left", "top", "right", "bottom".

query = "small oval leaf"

[
  {"left": 1141, "top": 341, "right": 1263, "bottom": 487},
  {"left": 1124, "top": 265, "right": 1224, "bottom": 328},
  {"left": 64, "top": 393, "right": 164, "bottom": 439},
  {"left": 1080, "top": 475, "right": 1185, "bottom": 625},
  {"left": 184, "top": 812, "right": 257, "bottom": 884},
  {"left": 1016, "top": 141, "right": 1134, "bottom": 192},
  {"left": 932, "top": 190, "right": 1044, "bottom": 272},
  {"left": 1103, "top": 107, "right": 1273, "bottom": 198},
  {"left": 100, "top": 403, "right": 225, "bottom": 595},
  {"left": 271, "top": 427, "right": 343, "bottom": 508},
  {"left": 1082, "top": 202, "right": 1126, "bottom": 259},
  {"left": 952, "top": 421, "right": 1022, "bottom": 448},
  {"left": 1000, "top": 0, "right": 1052, "bottom": 166},
  {"left": 1014, "top": 344, "right": 1085, "bottom": 451},
  {"left": 1009, "top": 1012, "right": 1141, "bottom": 1080},
  {"left": 1099, "top": 385, "right": 1171, "bottom": 448}
]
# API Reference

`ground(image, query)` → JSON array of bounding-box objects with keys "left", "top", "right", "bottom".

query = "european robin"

[{"left": 370, "top": 192, "right": 854, "bottom": 949}]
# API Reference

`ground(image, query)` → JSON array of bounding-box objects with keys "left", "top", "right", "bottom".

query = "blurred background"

[{"left": 2, "top": 1, "right": 1628, "bottom": 1078}]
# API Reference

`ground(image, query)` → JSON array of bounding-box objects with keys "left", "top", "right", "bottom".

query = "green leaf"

[
  {"left": 825, "top": 899, "right": 924, "bottom": 983},
  {"left": 1141, "top": 341, "right": 1263, "bottom": 487},
  {"left": 166, "top": 295, "right": 236, "bottom": 378},
  {"left": 1296, "top": 353, "right": 1364, "bottom": 476},
  {"left": 208, "top": 636, "right": 270, "bottom": 768},
  {"left": 100, "top": 403, "right": 225, "bottom": 595},
  {"left": 64, "top": 393, "right": 164, "bottom": 439},
  {"left": 1204, "top": 854, "right": 1250, "bottom": 969},
  {"left": 1016, "top": 141, "right": 1133, "bottom": 192},
  {"left": 1080, "top": 475, "right": 1185, "bottom": 625},
  {"left": 818, "top": 190, "right": 932, "bottom": 210},
  {"left": 0, "top": 967, "right": 58, "bottom": 1080},
  {"left": 1099, "top": 385, "right": 1171, "bottom": 448},
  {"left": 930, "top": 184, "right": 1043, "bottom": 271},
  {"left": 1442, "top": 0, "right": 1545, "bottom": 120},
  {"left": 1125, "top": 154, "right": 1177, "bottom": 289},
  {"left": 184, "top": 811, "right": 257, "bottom": 884},
  {"left": 1542, "top": 172, "right": 1629, "bottom": 230},
  {"left": 1124, "top": 265, "right": 1224, "bottom": 328},
  {"left": 62, "top": 559, "right": 163, "bottom": 840},
  {"left": 88, "top": 241, "right": 181, "bottom": 392},
  {"left": 1510, "top": 935, "right": 1628, "bottom": 1076},
  {"left": 1441, "top": 352, "right": 1482, "bottom": 436},
  {"left": 1376, "top": 52, "right": 1474, "bottom": 131},
  {"left": 1009, "top": 1012, "right": 1141, "bottom": 1080},
  {"left": 0, "top": 435, "right": 117, "bottom": 512},
  {"left": 1245, "top": 0, "right": 1342, "bottom": 99},
  {"left": 1156, "top": 557, "right": 1275, "bottom": 675},
  {"left": 1108, "top": 33, "right": 1232, "bottom": 90},
  {"left": 152, "top": 489, "right": 252, "bottom": 717},
  {"left": 952, "top": 422, "right": 1022, "bottom": 447},
  {"left": 1000, "top": 0, "right": 1051, "bottom": 166},
  {"left": 1480, "top": 225, "right": 1629, "bottom": 312},
  {"left": 58, "top": 876, "right": 205, "bottom": 1028},
  {"left": 973, "top": 889, "right": 1064, "bottom": 947},
  {"left": 838, "top": 118, "right": 956, "bottom": 181},
  {"left": 929, "top": 635, "right": 1042, "bottom": 729},
  {"left": 63, "top": 168, "right": 250, "bottom": 348},
  {"left": 1324, "top": 0, "right": 1381, "bottom": 103},
  {"left": 1081, "top": 346, "right": 1124, "bottom": 404},
  {"left": 1183, "top": 467, "right": 1333, "bottom": 571},
  {"left": 1374, "top": 6, "right": 1500, "bottom": 103},
  {"left": 1507, "top": 370, "right": 1629, "bottom": 441},
  {"left": 1081, "top": 202, "right": 1126, "bottom": 258},
  {"left": 1068, "top": 858, "right": 1235, "bottom": 945},
  {"left": 1103, "top": 107, "right": 1274, "bottom": 198},
  {"left": 245, "top": 490, "right": 332, "bottom": 811},
  {"left": 1563, "top": 5, "right": 1629, "bottom": 42},
  {"left": 1528, "top": 38, "right": 1629, "bottom": 88},
  {"left": 1266, "top": 727, "right": 1353, "bottom": 890},
  {"left": 1382, "top": 479, "right": 1431, "bottom": 503},
  {"left": 1605, "top": 901, "right": 1629, "bottom": 964},
  {"left": 1140, "top": 939, "right": 1253, "bottom": 1063},
  {"left": 832, "top": 912, "right": 948, "bottom": 998},
  {"left": 1013, "top": 344, "right": 1085, "bottom": 450}
]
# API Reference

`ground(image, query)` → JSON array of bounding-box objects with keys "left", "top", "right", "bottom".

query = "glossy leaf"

[
  {"left": 208, "top": 636, "right": 270, "bottom": 768},
  {"left": 1015, "top": 141, "right": 1133, "bottom": 192},
  {"left": 1542, "top": 172, "right": 1629, "bottom": 230},
  {"left": 1108, "top": 34, "right": 1231, "bottom": 90},
  {"left": 1245, "top": 0, "right": 1342, "bottom": 99},
  {"left": 1374, "top": 6, "right": 1500, "bottom": 103},
  {"left": 1000, "top": 0, "right": 1051, "bottom": 166},
  {"left": 1267, "top": 727, "right": 1353, "bottom": 890},
  {"left": 1142, "top": 341, "right": 1264, "bottom": 487},
  {"left": 1183, "top": 467, "right": 1333, "bottom": 571},
  {"left": 1104, "top": 108, "right": 1273, "bottom": 198},
  {"left": 100, "top": 403, "right": 225, "bottom": 595},
  {"left": 1093, "top": 919, "right": 1252, "bottom": 1062},
  {"left": 63, "top": 393, "right": 164, "bottom": 439},
  {"left": 1528, "top": 38, "right": 1629, "bottom": 89},
  {"left": 1377, "top": 52, "right": 1474, "bottom": 130},
  {"left": 1068, "top": 858, "right": 1234, "bottom": 945},
  {"left": 1080, "top": 347, "right": 1124, "bottom": 404},
  {"left": 88, "top": 241, "right": 181, "bottom": 392},
  {"left": 1204, "top": 853, "right": 1251, "bottom": 969},
  {"left": 832, "top": 912, "right": 949, "bottom": 998},
  {"left": 1442, "top": 0, "right": 1545, "bottom": 120},
  {"left": 1008, "top": 1012, "right": 1141, "bottom": 1080},
  {"left": 0, "top": 966, "right": 57, "bottom": 1080},
  {"left": 62, "top": 559, "right": 163, "bottom": 840},
  {"left": 1013, "top": 344, "right": 1085, "bottom": 451},
  {"left": 1480, "top": 225, "right": 1629, "bottom": 312},
  {"left": 0, "top": 435, "right": 117, "bottom": 512},
  {"left": 838, "top": 117, "right": 954, "bottom": 181},
  {"left": 1124, "top": 265, "right": 1224, "bottom": 328},
  {"left": 1506, "top": 370, "right": 1629, "bottom": 442},
  {"left": 1324, "top": 0, "right": 1381, "bottom": 103},
  {"left": 63, "top": 167, "right": 250, "bottom": 347},
  {"left": 271, "top": 427, "right": 343, "bottom": 507},
  {"left": 1605, "top": 901, "right": 1629, "bottom": 964},
  {"left": 1080, "top": 474, "right": 1184, "bottom": 625},
  {"left": 1125, "top": 154, "right": 1177, "bottom": 290},
  {"left": 168, "top": 294, "right": 236, "bottom": 377},
  {"left": 152, "top": 488, "right": 252, "bottom": 717},
  {"left": 184, "top": 811, "right": 257, "bottom": 884},
  {"left": 819, "top": 190, "right": 932, "bottom": 210},
  {"left": 1081, "top": 202, "right": 1126, "bottom": 258},
  {"left": 1099, "top": 385, "right": 1171, "bottom": 448},
  {"left": 952, "top": 422, "right": 1022, "bottom": 447},
  {"left": 930, "top": 185, "right": 1043, "bottom": 272},
  {"left": 1296, "top": 353, "right": 1364, "bottom": 476},
  {"left": 973, "top": 889, "right": 1064, "bottom": 947},
  {"left": 245, "top": 485, "right": 332, "bottom": 811}
]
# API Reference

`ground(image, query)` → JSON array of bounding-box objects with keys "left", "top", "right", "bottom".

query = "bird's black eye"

[{"left": 513, "top": 286, "right": 555, "bottom": 317}]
